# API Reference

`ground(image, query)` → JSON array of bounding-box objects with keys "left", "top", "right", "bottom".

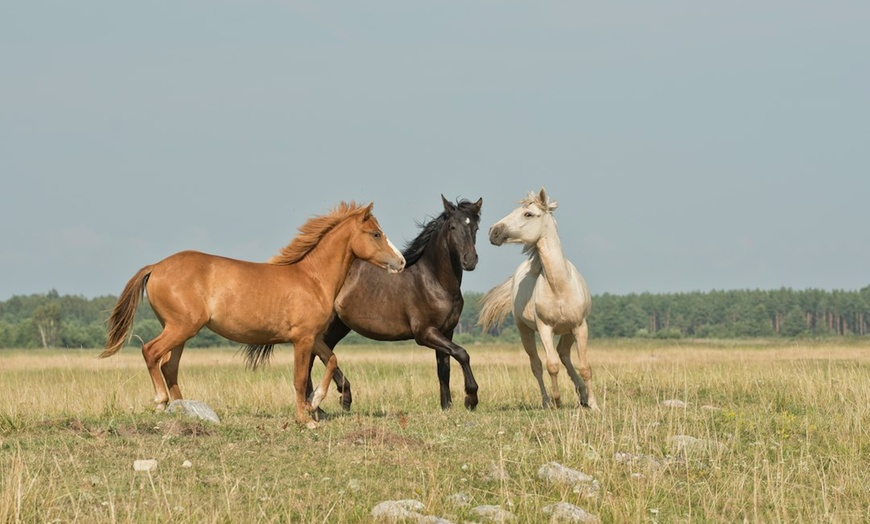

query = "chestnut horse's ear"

[{"left": 441, "top": 194, "right": 456, "bottom": 213}]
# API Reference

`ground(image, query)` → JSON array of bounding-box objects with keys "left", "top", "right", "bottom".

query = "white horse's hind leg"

[
  {"left": 518, "top": 323, "right": 550, "bottom": 408},
  {"left": 573, "top": 321, "right": 598, "bottom": 411},
  {"left": 536, "top": 323, "right": 563, "bottom": 408},
  {"left": 556, "top": 334, "right": 588, "bottom": 407}
]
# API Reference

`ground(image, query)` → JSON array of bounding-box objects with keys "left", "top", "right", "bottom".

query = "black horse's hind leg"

[
  {"left": 418, "top": 327, "right": 479, "bottom": 410},
  {"left": 436, "top": 353, "right": 452, "bottom": 409}
]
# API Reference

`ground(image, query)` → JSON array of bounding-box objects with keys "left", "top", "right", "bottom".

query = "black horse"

[{"left": 310, "top": 195, "right": 482, "bottom": 411}]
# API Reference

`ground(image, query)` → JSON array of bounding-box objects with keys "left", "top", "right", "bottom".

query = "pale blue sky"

[{"left": 1, "top": 1, "right": 868, "bottom": 299}]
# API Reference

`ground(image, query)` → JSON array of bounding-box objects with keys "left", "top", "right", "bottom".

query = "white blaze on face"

[{"left": 386, "top": 237, "right": 405, "bottom": 273}]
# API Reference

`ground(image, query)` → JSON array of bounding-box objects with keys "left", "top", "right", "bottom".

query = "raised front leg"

[
  {"left": 416, "top": 327, "right": 478, "bottom": 410},
  {"left": 517, "top": 322, "right": 550, "bottom": 408},
  {"left": 535, "top": 322, "right": 563, "bottom": 408},
  {"left": 308, "top": 338, "right": 338, "bottom": 414}
]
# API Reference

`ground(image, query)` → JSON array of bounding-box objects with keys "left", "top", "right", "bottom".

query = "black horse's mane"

[{"left": 402, "top": 199, "right": 480, "bottom": 267}]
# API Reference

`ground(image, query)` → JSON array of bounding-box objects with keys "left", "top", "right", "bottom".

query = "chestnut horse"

[
  {"left": 312, "top": 196, "right": 483, "bottom": 411},
  {"left": 479, "top": 189, "right": 598, "bottom": 410},
  {"left": 101, "top": 202, "right": 405, "bottom": 426}
]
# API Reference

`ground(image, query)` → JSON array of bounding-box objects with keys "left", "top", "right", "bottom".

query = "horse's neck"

[
  {"left": 531, "top": 222, "right": 572, "bottom": 291},
  {"left": 296, "top": 221, "right": 356, "bottom": 298},
  {"left": 420, "top": 229, "right": 463, "bottom": 293}
]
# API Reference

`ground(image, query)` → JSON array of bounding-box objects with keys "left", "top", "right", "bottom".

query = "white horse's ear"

[{"left": 538, "top": 188, "right": 558, "bottom": 212}]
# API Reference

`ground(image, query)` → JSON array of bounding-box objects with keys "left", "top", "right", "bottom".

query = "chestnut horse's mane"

[{"left": 268, "top": 201, "right": 368, "bottom": 266}]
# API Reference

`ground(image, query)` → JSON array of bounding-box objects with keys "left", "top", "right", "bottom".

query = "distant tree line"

[{"left": 1, "top": 286, "right": 869, "bottom": 349}]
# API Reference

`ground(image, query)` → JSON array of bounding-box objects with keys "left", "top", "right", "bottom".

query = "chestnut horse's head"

[{"left": 351, "top": 203, "right": 405, "bottom": 273}]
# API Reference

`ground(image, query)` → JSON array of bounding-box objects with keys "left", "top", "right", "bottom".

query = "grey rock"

[
  {"left": 537, "top": 462, "right": 594, "bottom": 486},
  {"left": 446, "top": 492, "right": 471, "bottom": 508},
  {"left": 470, "top": 505, "right": 517, "bottom": 522},
  {"left": 543, "top": 502, "right": 599, "bottom": 523},
  {"left": 166, "top": 400, "right": 220, "bottom": 423},
  {"left": 133, "top": 459, "right": 157, "bottom": 472}
]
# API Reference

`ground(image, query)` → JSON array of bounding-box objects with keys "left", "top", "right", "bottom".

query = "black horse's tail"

[{"left": 243, "top": 344, "right": 276, "bottom": 370}]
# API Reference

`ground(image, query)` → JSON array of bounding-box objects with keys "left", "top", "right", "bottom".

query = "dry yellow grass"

[{"left": 1, "top": 339, "right": 869, "bottom": 522}]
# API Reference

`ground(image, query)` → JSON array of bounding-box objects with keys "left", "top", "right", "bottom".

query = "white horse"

[{"left": 479, "top": 188, "right": 598, "bottom": 410}]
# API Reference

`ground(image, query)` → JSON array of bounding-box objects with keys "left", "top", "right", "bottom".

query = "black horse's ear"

[{"left": 441, "top": 194, "right": 456, "bottom": 212}]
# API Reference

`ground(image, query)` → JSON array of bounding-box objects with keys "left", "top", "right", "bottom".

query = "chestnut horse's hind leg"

[
  {"left": 160, "top": 343, "right": 186, "bottom": 402},
  {"left": 142, "top": 327, "right": 194, "bottom": 410}
]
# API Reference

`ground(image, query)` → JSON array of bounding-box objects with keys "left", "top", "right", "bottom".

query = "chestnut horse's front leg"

[
  {"left": 293, "top": 336, "right": 318, "bottom": 428},
  {"left": 308, "top": 338, "right": 337, "bottom": 413}
]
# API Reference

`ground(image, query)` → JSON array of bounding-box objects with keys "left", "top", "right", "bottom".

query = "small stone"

[
  {"left": 483, "top": 462, "right": 510, "bottom": 482},
  {"left": 543, "top": 502, "right": 599, "bottom": 523},
  {"left": 166, "top": 400, "right": 220, "bottom": 423},
  {"left": 446, "top": 492, "right": 471, "bottom": 508},
  {"left": 471, "top": 505, "right": 517, "bottom": 522},
  {"left": 371, "top": 499, "right": 425, "bottom": 521},
  {"left": 537, "top": 462, "right": 594, "bottom": 486},
  {"left": 133, "top": 459, "right": 157, "bottom": 472}
]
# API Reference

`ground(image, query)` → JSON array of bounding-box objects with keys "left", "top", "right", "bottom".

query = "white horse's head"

[{"left": 489, "top": 187, "right": 558, "bottom": 247}]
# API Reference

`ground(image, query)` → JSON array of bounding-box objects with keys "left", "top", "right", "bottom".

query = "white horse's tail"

[{"left": 478, "top": 277, "right": 513, "bottom": 332}]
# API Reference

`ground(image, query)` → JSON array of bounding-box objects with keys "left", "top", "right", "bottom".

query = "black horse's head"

[{"left": 441, "top": 195, "right": 482, "bottom": 271}]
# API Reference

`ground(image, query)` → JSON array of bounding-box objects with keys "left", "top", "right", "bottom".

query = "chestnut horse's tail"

[
  {"left": 478, "top": 276, "right": 514, "bottom": 332},
  {"left": 243, "top": 344, "right": 276, "bottom": 370},
  {"left": 101, "top": 265, "right": 154, "bottom": 358}
]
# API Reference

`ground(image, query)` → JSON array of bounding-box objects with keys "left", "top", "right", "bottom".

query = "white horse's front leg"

[
  {"left": 536, "top": 322, "right": 562, "bottom": 408},
  {"left": 518, "top": 323, "right": 549, "bottom": 408}
]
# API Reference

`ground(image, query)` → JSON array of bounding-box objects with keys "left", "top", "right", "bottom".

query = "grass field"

[{"left": 1, "top": 339, "right": 868, "bottom": 523}]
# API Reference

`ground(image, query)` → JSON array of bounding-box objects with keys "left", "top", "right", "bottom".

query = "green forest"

[{"left": 1, "top": 286, "right": 869, "bottom": 349}]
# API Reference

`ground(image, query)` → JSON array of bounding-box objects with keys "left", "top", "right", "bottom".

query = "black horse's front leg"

[{"left": 418, "top": 328, "right": 479, "bottom": 411}]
